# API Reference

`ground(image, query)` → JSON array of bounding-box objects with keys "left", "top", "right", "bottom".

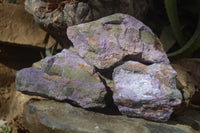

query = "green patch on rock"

[
  {"left": 109, "top": 25, "right": 122, "bottom": 34},
  {"left": 63, "top": 65, "right": 99, "bottom": 83},
  {"left": 48, "top": 64, "right": 63, "bottom": 76},
  {"left": 62, "top": 86, "right": 74, "bottom": 97},
  {"left": 35, "top": 83, "right": 49, "bottom": 94},
  {"left": 57, "top": 57, "right": 65, "bottom": 64},
  {"left": 87, "top": 43, "right": 99, "bottom": 54},
  {"left": 77, "top": 22, "right": 101, "bottom": 37},
  {"left": 141, "top": 31, "right": 155, "bottom": 44},
  {"left": 102, "top": 14, "right": 123, "bottom": 24},
  {"left": 84, "top": 52, "right": 96, "bottom": 62}
]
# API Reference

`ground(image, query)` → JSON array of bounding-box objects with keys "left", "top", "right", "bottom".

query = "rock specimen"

[
  {"left": 16, "top": 13, "right": 182, "bottom": 122},
  {"left": 67, "top": 13, "right": 169, "bottom": 69},
  {"left": 25, "top": 0, "right": 148, "bottom": 22},
  {"left": 23, "top": 100, "right": 197, "bottom": 133},
  {"left": 25, "top": 0, "right": 148, "bottom": 48},
  {"left": 172, "top": 64, "right": 196, "bottom": 103},
  {"left": 113, "top": 61, "right": 182, "bottom": 121},
  {"left": 16, "top": 49, "right": 107, "bottom": 108}
]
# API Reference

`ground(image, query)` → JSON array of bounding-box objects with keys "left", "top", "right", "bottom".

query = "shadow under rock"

[
  {"left": 0, "top": 41, "right": 46, "bottom": 70},
  {"left": 86, "top": 74, "right": 121, "bottom": 116}
]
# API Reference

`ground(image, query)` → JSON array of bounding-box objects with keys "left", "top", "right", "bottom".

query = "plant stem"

[
  {"left": 165, "top": 0, "right": 185, "bottom": 46},
  {"left": 168, "top": 14, "right": 200, "bottom": 57}
]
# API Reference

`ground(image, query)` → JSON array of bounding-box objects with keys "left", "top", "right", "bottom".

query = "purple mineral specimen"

[
  {"left": 16, "top": 49, "right": 107, "bottom": 108},
  {"left": 67, "top": 13, "right": 169, "bottom": 69},
  {"left": 113, "top": 61, "right": 182, "bottom": 122}
]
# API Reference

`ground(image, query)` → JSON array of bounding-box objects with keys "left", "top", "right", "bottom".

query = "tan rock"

[{"left": 0, "top": 4, "right": 56, "bottom": 48}]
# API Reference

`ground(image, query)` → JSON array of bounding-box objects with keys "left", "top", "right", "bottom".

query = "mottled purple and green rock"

[
  {"left": 16, "top": 49, "right": 107, "bottom": 108},
  {"left": 113, "top": 61, "right": 182, "bottom": 122},
  {"left": 16, "top": 13, "right": 182, "bottom": 122},
  {"left": 67, "top": 13, "right": 169, "bottom": 69}
]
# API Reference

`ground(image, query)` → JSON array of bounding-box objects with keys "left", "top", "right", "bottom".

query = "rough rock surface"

[
  {"left": 25, "top": 0, "right": 148, "bottom": 48},
  {"left": 67, "top": 13, "right": 169, "bottom": 69},
  {"left": 25, "top": 0, "right": 147, "bottom": 21},
  {"left": 23, "top": 99, "right": 198, "bottom": 133},
  {"left": 172, "top": 64, "right": 196, "bottom": 102},
  {"left": 16, "top": 13, "right": 181, "bottom": 122},
  {"left": 113, "top": 61, "right": 182, "bottom": 122},
  {"left": 16, "top": 49, "right": 107, "bottom": 108}
]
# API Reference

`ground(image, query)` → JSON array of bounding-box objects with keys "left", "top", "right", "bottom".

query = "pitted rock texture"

[
  {"left": 67, "top": 13, "right": 169, "bottom": 69},
  {"left": 113, "top": 61, "right": 182, "bottom": 122},
  {"left": 25, "top": 0, "right": 148, "bottom": 20},
  {"left": 16, "top": 49, "right": 107, "bottom": 108},
  {"left": 25, "top": 0, "right": 148, "bottom": 48}
]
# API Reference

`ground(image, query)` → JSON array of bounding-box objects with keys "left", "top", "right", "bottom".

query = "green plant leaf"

[
  {"left": 165, "top": 0, "right": 185, "bottom": 46},
  {"left": 182, "top": 31, "right": 200, "bottom": 56},
  {"left": 45, "top": 49, "right": 52, "bottom": 57},
  {"left": 1, "top": 127, "right": 11, "bottom": 133},
  {"left": 168, "top": 14, "right": 200, "bottom": 57},
  {"left": 160, "top": 26, "right": 176, "bottom": 52}
]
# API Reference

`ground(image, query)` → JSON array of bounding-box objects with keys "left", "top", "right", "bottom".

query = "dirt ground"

[
  {"left": 0, "top": 63, "right": 15, "bottom": 120},
  {"left": 0, "top": 43, "right": 45, "bottom": 132},
  {"left": 0, "top": 63, "right": 25, "bottom": 133}
]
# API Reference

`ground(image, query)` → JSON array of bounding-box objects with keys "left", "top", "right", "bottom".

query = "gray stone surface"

[
  {"left": 25, "top": 0, "right": 147, "bottom": 20},
  {"left": 23, "top": 99, "right": 198, "bottom": 133},
  {"left": 16, "top": 49, "right": 107, "bottom": 108},
  {"left": 145, "top": 124, "right": 188, "bottom": 133},
  {"left": 113, "top": 61, "right": 182, "bottom": 122},
  {"left": 25, "top": 0, "right": 148, "bottom": 48},
  {"left": 67, "top": 13, "right": 169, "bottom": 69}
]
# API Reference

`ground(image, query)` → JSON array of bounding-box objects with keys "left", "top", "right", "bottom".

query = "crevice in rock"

[
  {"left": 122, "top": 54, "right": 154, "bottom": 65},
  {"left": 94, "top": 53, "right": 154, "bottom": 80},
  {"left": 94, "top": 66, "right": 115, "bottom": 80},
  {"left": 22, "top": 89, "right": 121, "bottom": 116},
  {"left": 86, "top": 74, "right": 121, "bottom": 115},
  {"left": 0, "top": 41, "right": 45, "bottom": 70},
  {"left": 20, "top": 91, "right": 82, "bottom": 108}
]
